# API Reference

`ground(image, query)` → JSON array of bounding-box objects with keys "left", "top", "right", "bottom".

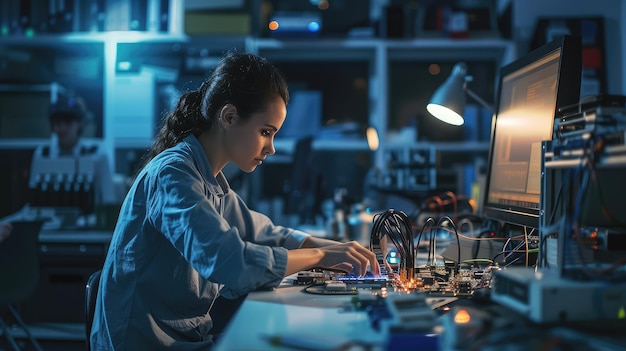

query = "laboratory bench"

[{"left": 213, "top": 274, "right": 626, "bottom": 351}]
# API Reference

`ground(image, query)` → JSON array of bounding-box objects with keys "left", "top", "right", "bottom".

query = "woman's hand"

[
  {"left": 286, "top": 241, "right": 380, "bottom": 277},
  {"left": 317, "top": 241, "right": 380, "bottom": 277}
]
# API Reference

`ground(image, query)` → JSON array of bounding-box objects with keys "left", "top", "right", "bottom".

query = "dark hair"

[
  {"left": 141, "top": 51, "right": 289, "bottom": 168},
  {"left": 49, "top": 97, "right": 84, "bottom": 123}
]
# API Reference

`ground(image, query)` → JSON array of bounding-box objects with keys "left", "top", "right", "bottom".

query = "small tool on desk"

[{"left": 261, "top": 333, "right": 379, "bottom": 351}]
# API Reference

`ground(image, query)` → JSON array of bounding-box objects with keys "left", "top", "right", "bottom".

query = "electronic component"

[
  {"left": 324, "top": 281, "right": 347, "bottom": 292},
  {"left": 334, "top": 276, "right": 391, "bottom": 289},
  {"left": 491, "top": 267, "right": 626, "bottom": 323},
  {"left": 294, "top": 271, "right": 327, "bottom": 285},
  {"left": 555, "top": 94, "right": 626, "bottom": 142},
  {"left": 268, "top": 12, "right": 321, "bottom": 38},
  {"left": 380, "top": 291, "right": 437, "bottom": 332}
]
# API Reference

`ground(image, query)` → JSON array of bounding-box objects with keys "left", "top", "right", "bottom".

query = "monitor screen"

[{"left": 481, "top": 35, "right": 582, "bottom": 228}]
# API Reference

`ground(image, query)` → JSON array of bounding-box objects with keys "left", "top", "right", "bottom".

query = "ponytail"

[
  {"left": 139, "top": 50, "right": 288, "bottom": 172},
  {"left": 140, "top": 88, "right": 211, "bottom": 169}
]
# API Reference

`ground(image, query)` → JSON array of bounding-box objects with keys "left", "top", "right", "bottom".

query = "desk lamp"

[
  {"left": 366, "top": 126, "right": 379, "bottom": 151},
  {"left": 427, "top": 62, "right": 493, "bottom": 126}
]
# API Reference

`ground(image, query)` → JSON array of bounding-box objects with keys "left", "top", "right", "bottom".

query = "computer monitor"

[{"left": 481, "top": 35, "right": 582, "bottom": 228}]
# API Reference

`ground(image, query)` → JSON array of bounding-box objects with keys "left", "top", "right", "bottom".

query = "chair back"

[
  {"left": 0, "top": 220, "right": 44, "bottom": 305},
  {"left": 85, "top": 269, "right": 101, "bottom": 351}
]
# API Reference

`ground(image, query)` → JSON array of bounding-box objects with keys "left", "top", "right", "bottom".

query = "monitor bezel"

[{"left": 481, "top": 35, "right": 582, "bottom": 228}]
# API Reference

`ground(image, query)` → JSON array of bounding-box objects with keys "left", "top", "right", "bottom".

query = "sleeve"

[
  {"left": 231, "top": 194, "right": 310, "bottom": 250},
  {"left": 145, "top": 159, "right": 289, "bottom": 297}
]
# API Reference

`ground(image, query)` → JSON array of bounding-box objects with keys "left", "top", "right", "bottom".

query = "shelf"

[
  {"left": 386, "top": 38, "right": 516, "bottom": 63},
  {"left": 0, "top": 139, "right": 48, "bottom": 149},
  {"left": 251, "top": 37, "right": 515, "bottom": 61},
  {"left": 273, "top": 138, "right": 371, "bottom": 153},
  {"left": 385, "top": 141, "right": 490, "bottom": 152},
  {"left": 0, "top": 32, "right": 514, "bottom": 177},
  {"left": 0, "top": 31, "right": 188, "bottom": 44},
  {"left": 251, "top": 38, "right": 377, "bottom": 61},
  {"left": 252, "top": 37, "right": 512, "bottom": 49},
  {"left": 425, "top": 141, "right": 490, "bottom": 152}
]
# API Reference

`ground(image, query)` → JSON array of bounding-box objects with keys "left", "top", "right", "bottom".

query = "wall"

[{"left": 513, "top": 0, "right": 624, "bottom": 95}]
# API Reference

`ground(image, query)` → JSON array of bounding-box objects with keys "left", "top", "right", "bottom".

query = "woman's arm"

[{"left": 300, "top": 235, "right": 345, "bottom": 248}]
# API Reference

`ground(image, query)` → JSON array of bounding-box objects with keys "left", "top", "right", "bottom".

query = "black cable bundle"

[
  {"left": 370, "top": 209, "right": 415, "bottom": 280},
  {"left": 414, "top": 216, "right": 461, "bottom": 275}
]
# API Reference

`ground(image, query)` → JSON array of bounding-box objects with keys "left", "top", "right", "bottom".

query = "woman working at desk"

[{"left": 91, "top": 51, "right": 380, "bottom": 350}]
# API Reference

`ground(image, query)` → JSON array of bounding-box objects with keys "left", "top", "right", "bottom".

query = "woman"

[{"left": 90, "top": 51, "right": 380, "bottom": 350}]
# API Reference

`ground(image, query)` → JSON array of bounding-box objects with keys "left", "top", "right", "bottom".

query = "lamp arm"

[{"left": 465, "top": 87, "right": 493, "bottom": 112}]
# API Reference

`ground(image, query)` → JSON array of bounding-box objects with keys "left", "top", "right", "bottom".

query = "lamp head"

[
  {"left": 366, "top": 126, "right": 379, "bottom": 151},
  {"left": 426, "top": 62, "right": 468, "bottom": 126}
]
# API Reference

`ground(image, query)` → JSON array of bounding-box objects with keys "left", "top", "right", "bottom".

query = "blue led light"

[{"left": 307, "top": 21, "right": 320, "bottom": 32}]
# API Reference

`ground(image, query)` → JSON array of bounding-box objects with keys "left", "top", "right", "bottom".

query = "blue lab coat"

[{"left": 91, "top": 134, "right": 310, "bottom": 350}]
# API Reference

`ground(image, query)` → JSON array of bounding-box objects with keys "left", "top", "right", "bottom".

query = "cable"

[
  {"left": 435, "top": 216, "right": 460, "bottom": 274},
  {"left": 524, "top": 226, "right": 529, "bottom": 267},
  {"left": 445, "top": 191, "right": 459, "bottom": 219},
  {"left": 471, "top": 229, "right": 498, "bottom": 260},
  {"left": 461, "top": 258, "right": 494, "bottom": 264},
  {"left": 414, "top": 217, "right": 435, "bottom": 267},
  {"left": 492, "top": 249, "right": 539, "bottom": 264},
  {"left": 370, "top": 209, "right": 415, "bottom": 279}
]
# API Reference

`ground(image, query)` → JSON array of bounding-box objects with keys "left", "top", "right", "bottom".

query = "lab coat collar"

[
  {"left": 180, "top": 134, "right": 231, "bottom": 195},
  {"left": 49, "top": 133, "right": 96, "bottom": 158}
]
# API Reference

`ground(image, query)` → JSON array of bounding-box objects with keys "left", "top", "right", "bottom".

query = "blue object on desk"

[
  {"left": 262, "top": 333, "right": 380, "bottom": 351},
  {"left": 387, "top": 332, "right": 439, "bottom": 351}
]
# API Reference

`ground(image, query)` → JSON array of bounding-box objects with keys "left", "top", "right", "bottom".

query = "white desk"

[
  {"left": 213, "top": 279, "right": 387, "bottom": 351},
  {"left": 212, "top": 274, "right": 626, "bottom": 351}
]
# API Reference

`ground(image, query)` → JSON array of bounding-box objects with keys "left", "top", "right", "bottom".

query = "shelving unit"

[
  {"left": 0, "top": 33, "right": 515, "bottom": 201},
  {"left": 249, "top": 37, "right": 515, "bottom": 170},
  {"left": 1, "top": 18, "right": 515, "bottom": 203}
]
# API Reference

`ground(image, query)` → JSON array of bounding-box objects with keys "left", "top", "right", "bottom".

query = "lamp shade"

[
  {"left": 366, "top": 126, "right": 379, "bottom": 151},
  {"left": 426, "top": 62, "right": 468, "bottom": 126}
]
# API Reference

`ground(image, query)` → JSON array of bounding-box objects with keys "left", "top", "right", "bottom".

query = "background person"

[{"left": 28, "top": 96, "right": 117, "bottom": 227}]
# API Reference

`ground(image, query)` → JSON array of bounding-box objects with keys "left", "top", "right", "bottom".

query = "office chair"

[
  {"left": 84, "top": 269, "right": 101, "bottom": 351},
  {"left": 0, "top": 220, "right": 45, "bottom": 351}
]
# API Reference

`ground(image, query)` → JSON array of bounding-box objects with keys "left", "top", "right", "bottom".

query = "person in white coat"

[{"left": 29, "top": 97, "right": 116, "bottom": 222}]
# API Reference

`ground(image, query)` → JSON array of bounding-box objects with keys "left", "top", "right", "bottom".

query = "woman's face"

[
  {"left": 52, "top": 118, "right": 82, "bottom": 152},
  {"left": 225, "top": 96, "right": 287, "bottom": 173}
]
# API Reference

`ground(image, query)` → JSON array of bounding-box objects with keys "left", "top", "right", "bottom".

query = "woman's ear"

[{"left": 219, "top": 104, "right": 239, "bottom": 128}]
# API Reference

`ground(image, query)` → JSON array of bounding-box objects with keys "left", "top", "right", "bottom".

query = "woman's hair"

[{"left": 140, "top": 50, "right": 289, "bottom": 168}]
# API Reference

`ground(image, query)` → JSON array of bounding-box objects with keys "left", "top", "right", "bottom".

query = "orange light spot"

[
  {"left": 428, "top": 64, "right": 441, "bottom": 75},
  {"left": 268, "top": 21, "right": 279, "bottom": 31},
  {"left": 454, "top": 309, "right": 471, "bottom": 324}
]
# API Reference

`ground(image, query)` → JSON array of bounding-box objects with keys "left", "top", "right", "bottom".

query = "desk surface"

[
  {"left": 214, "top": 275, "right": 626, "bottom": 351},
  {"left": 213, "top": 279, "right": 387, "bottom": 351},
  {"left": 40, "top": 230, "right": 112, "bottom": 243}
]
